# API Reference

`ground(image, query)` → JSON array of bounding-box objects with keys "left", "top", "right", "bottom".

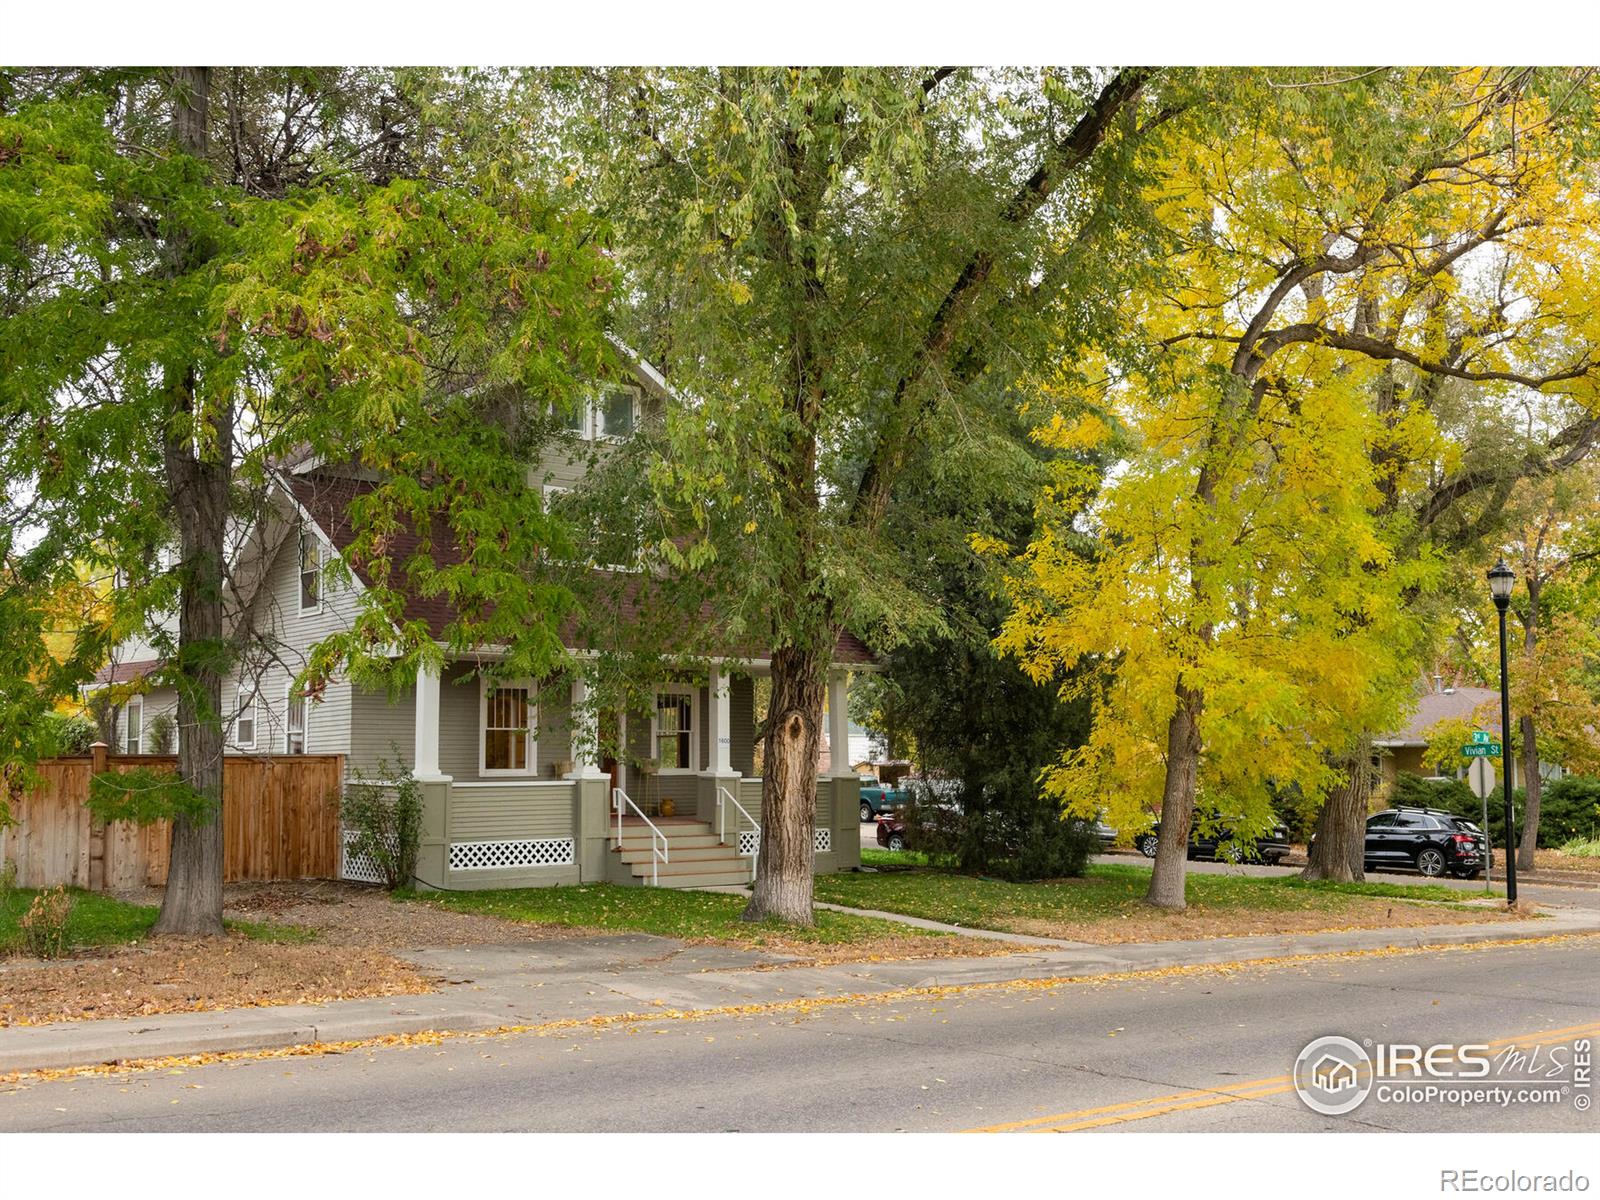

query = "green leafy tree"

[
  {"left": 539, "top": 66, "right": 1172, "bottom": 923},
  {"left": 1, "top": 68, "right": 611, "bottom": 933}
]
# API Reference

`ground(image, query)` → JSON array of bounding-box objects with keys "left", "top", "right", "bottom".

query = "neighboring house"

[
  {"left": 1373, "top": 679, "right": 1565, "bottom": 793},
  {"left": 98, "top": 351, "right": 872, "bottom": 890}
]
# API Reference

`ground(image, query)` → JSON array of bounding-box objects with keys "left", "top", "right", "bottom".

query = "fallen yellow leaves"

[
  {"left": 2, "top": 929, "right": 1592, "bottom": 1091},
  {"left": 0, "top": 939, "right": 433, "bottom": 1029}
]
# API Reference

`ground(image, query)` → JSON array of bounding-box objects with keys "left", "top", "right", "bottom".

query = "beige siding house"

[{"left": 1373, "top": 680, "right": 1565, "bottom": 795}]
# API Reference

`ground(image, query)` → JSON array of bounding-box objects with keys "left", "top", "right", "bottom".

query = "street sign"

[
  {"left": 1472, "top": 730, "right": 1492, "bottom": 745},
  {"left": 1461, "top": 743, "right": 1502, "bottom": 758},
  {"left": 1468, "top": 757, "right": 1496, "bottom": 800}
]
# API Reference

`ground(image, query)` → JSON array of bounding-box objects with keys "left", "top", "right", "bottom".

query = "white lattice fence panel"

[
  {"left": 449, "top": 838, "right": 575, "bottom": 871},
  {"left": 734, "top": 829, "right": 829, "bottom": 855},
  {"left": 341, "top": 830, "right": 395, "bottom": 884}
]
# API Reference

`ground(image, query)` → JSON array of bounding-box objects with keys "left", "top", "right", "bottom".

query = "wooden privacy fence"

[{"left": 0, "top": 748, "right": 344, "bottom": 891}]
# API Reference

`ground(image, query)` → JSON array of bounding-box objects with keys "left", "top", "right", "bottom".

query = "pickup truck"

[{"left": 858, "top": 777, "right": 908, "bottom": 822}]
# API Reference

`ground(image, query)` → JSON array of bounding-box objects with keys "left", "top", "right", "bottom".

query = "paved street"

[{"left": 4, "top": 936, "right": 1594, "bottom": 1133}]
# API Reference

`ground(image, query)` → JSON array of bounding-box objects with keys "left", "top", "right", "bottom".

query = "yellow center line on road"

[{"left": 966, "top": 1020, "right": 1600, "bottom": 1134}]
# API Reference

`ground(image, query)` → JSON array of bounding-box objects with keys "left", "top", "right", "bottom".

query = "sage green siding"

[
  {"left": 449, "top": 782, "right": 574, "bottom": 840},
  {"left": 731, "top": 673, "right": 755, "bottom": 776}
]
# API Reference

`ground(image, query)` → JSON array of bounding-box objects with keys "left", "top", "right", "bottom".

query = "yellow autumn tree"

[{"left": 996, "top": 68, "right": 1600, "bottom": 908}]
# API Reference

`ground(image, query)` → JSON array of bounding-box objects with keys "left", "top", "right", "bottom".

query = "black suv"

[{"left": 1362, "top": 807, "right": 1486, "bottom": 879}]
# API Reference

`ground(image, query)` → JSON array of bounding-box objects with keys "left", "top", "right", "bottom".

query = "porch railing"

[
  {"left": 717, "top": 785, "right": 761, "bottom": 883},
  {"left": 612, "top": 786, "right": 668, "bottom": 887}
]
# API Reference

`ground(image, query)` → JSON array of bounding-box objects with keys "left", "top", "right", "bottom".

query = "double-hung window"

[
  {"left": 481, "top": 679, "right": 537, "bottom": 775},
  {"left": 124, "top": 696, "right": 143, "bottom": 755},
  {"left": 235, "top": 691, "right": 258, "bottom": 749},
  {"left": 285, "top": 686, "right": 308, "bottom": 755},
  {"left": 653, "top": 685, "right": 697, "bottom": 773},
  {"left": 298, "top": 525, "right": 322, "bottom": 614}
]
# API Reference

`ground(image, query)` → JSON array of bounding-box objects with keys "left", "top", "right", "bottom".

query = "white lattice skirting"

[
  {"left": 341, "top": 830, "right": 397, "bottom": 884},
  {"left": 449, "top": 838, "right": 576, "bottom": 871},
  {"left": 734, "top": 829, "right": 831, "bottom": 855}
]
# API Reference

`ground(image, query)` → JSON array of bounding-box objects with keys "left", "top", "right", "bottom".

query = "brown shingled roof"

[
  {"left": 92, "top": 658, "right": 163, "bottom": 687},
  {"left": 287, "top": 471, "right": 878, "bottom": 667}
]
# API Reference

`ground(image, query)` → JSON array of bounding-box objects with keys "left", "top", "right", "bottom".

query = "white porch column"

[
  {"left": 708, "top": 665, "right": 732, "bottom": 775},
  {"left": 413, "top": 660, "right": 446, "bottom": 781},
  {"left": 568, "top": 674, "right": 608, "bottom": 779},
  {"left": 828, "top": 669, "right": 852, "bottom": 777}
]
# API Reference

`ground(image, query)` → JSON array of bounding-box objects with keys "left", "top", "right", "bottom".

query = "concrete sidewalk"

[{"left": 5, "top": 902, "right": 1597, "bottom": 1077}]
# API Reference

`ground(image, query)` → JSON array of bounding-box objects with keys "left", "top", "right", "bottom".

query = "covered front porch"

[{"left": 374, "top": 662, "right": 860, "bottom": 890}]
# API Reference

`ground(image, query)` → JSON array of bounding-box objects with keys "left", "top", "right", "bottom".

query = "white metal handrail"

[
  {"left": 613, "top": 787, "right": 668, "bottom": 887},
  {"left": 718, "top": 786, "right": 761, "bottom": 882}
]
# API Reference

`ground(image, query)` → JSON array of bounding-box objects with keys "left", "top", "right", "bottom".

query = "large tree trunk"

[
  {"left": 1302, "top": 737, "right": 1373, "bottom": 882},
  {"left": 1146, "top": 681, "right": 1203, "bottom": 910},
  {"left": 744, "top": 645, "right": 824, "bottom": 925},
  {"left": 1517, "top": 713, "right": 1541, "bottom": 873},
  {"left": 154, "top": 67, "right": 229, "bottom": 938}
]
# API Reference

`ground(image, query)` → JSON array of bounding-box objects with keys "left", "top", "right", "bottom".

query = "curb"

[
  {"left": 5, "top": 918, "right": 1595, "bottom": 1079},
  {"left": 0, "top": 1008, "right": 506, "bottom": 1076}
]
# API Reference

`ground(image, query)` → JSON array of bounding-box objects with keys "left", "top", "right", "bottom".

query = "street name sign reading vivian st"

[{"left": 1461, "top": 743, "right": 1502, "bottom": 758}]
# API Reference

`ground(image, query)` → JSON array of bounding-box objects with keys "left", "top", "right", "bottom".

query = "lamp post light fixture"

[{"left": 1487, "top": 558, "right": 1518, "bottom": 907}]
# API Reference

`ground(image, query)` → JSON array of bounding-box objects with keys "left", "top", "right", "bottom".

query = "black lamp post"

[{"left": 1487, "top": 558, "right": 1517, "bottom": 907}]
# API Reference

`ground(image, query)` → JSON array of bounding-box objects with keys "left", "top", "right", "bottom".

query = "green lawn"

[
  {"left": 814, "top": 862, "right": 1494, "bottom": 932},
  {"left": 399, "top": 882, "right": 948, "bottom": 949},
  {"left": 0, "top": 887, "right": 315, "bottom": 955}
]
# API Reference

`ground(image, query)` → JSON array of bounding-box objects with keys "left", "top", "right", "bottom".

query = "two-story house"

[{"left": 93, "top": 350, "right": 868, "bottom": 890}]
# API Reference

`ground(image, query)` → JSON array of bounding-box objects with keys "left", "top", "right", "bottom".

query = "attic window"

[
  {"left": 552, "top": 385, "right": 640, "bottom": 441},
  {"left": 298, "top": 525, "right": 322, "bottom": 614},
  {"left": 594, "top": 386, "right": 638, "bottom": 439}
]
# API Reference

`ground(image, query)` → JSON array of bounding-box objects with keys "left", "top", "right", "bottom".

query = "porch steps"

[{"left": 609, "top": 816, "right": 754, "bottom": 889}]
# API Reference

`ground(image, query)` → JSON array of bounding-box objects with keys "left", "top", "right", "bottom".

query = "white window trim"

[
  {"left": 235, "top": 690, "right": 258, "bottom": 750},
  {"left": 479, "top": 676, "right": 539, "bottom": 777},
  {"left": 298, "top": 525, "right": 324, "bottom": 616},
  {"left": 550, "top": 384, "right": 641, "bottom": 442},
  {"left": 285, "top": 682, "right": 309, "bottom": 755},
  {"left": 124, "top": 696, "right": 143, "bottom": 755},
  {"left": 592, "top": 383, "right": 641, "bottom": 443},
  {"left": 651, "top": 684, "right": 699, "bottom": 775}
]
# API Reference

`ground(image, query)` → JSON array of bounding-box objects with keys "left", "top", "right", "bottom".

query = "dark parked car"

[
  {"left": 1134, "top": 820, "right": 1291, "bottom": 865},
  {"left": 876, "top": 812, "right": 910, "bottom": 852},
  {"left": 1354, "top": 807, "right": 1485, "bottom": 879},
  {"left": 859, "top": 778, "right": 909, "bottom": 822}
]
